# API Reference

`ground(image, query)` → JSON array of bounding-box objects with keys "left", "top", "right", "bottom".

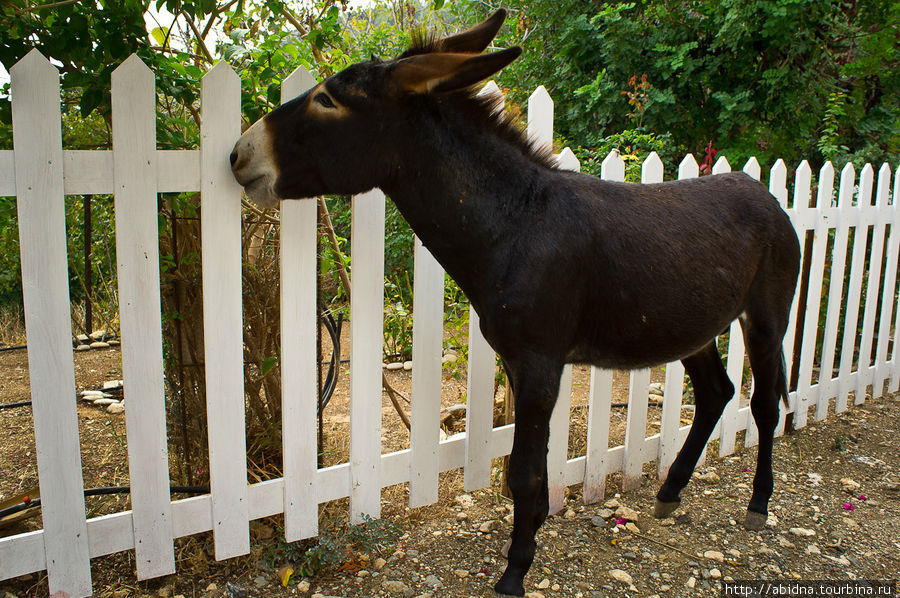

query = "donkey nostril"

[{"left": 229, "top": 150, "right": 239, "bottom": 168}]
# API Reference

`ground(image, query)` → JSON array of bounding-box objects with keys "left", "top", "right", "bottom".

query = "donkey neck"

[{"left": 380, "top": 98, "right": 553, "bottom": 307}]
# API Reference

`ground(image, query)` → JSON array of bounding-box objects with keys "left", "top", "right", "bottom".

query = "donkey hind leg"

[
  {"left": 495, "top": 358, "right": 564, "bottom": 597},
  {"left": 654, "top": 341, "right": 735, "bottom": 518},
  {"left": 743, "top": 329, "right": 788, "bottom": 530}
]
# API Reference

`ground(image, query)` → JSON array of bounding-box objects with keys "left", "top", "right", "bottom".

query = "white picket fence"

[{"left": 1, "top": 50, "right": 899, "bottom": 597}]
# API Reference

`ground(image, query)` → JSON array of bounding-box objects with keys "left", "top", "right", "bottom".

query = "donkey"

[{"left": 230, "top": 10, "right": 800, "bottom": 596}]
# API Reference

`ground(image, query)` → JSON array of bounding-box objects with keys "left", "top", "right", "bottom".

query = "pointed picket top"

[
  {"left": 838, "top": 162, "right": 856, "bottom": 208},
  {"left": 742, "top": 156, "right": 761, "bottom": 180},
  {"left": 678, "top": 154, "right": 699, "bottom": 179},
  {"left": 858, "top": 163, "right": 875, "bottom": 207},
  {"left": 202, "top": 59, "right": 239, "bottom": 87},
  {"left": 601, "top": 150, "right": 625, "bottom": 182},
  {"left": 556, "top": 146, "right": 580, "bottom": 172},
  {"left": 794, "top": 160, "right": 813, "bottom": 209},
  {"left": 112, "top": 53, "right": 153, "bottom": 85},
  {"left": 894, "top": 165, "right": 900, "bottom": 207},
  {"left": 816, "top": 162, "right": 835, "bottom": 208},
  {"left": 641, "top": 151, "right": 663, "bottom": 183},
  {"left": 478, "top": 79, "right": 502, "bottom": 99},
  {"left": 10, "top": 47, "right": 57, "bottom": 79},
  {"left": 712, "top": 155, "right": 731, "bottom": 174},
  {"left": 527, "top": 85, "right": 553, "bottom": 150},
  {"left": 769, "top": 159, "right": 788, "bottom": 207},
  {"left": 282, "top": 66, "right": 317, "bottom": 103},
  {"left": 876, "top": 163, "right": 892, "bottom": 207}
]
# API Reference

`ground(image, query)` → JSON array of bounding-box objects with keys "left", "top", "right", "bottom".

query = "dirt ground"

[{"left": 1, "top": 334, "right": 898, "bottom": 598}]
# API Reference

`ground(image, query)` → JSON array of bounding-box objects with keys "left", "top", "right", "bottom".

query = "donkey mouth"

[{"left": 240, "top": 175, "right": 281, "bottom": 209}]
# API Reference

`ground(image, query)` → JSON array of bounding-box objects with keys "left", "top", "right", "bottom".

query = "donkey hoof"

[
  {"left": 744, "top": 510, "right": 768, "bottom": 530},
  {"left": 500, "top": 538, "right": 511, "bottom": 559},
  {"left": 494, "top": 573, "right": 525, "bottom": 597},
  {"left": 653, "top": 499, "right": 681, "bottom": 519}
]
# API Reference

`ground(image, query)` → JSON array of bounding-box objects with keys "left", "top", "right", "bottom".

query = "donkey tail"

[{"left": 778, "top": 349, "right": 790, "bottom": 407}]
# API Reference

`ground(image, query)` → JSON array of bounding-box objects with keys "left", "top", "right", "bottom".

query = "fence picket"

[
  {"left": 837, "top": 165, "right": 874, "bottom": 412},
  {"left": 409, "top": 236, "right": 445, "bottom": 507},
  {"left": 796, "top": 163, "right": 834, "bottom": 427},
  {"left": 787, "top": 161, "right": 813, "bottom": 429},
  {"left": 350, "top": 188, "right": 386, "bottom": 522},
  {"left": 854, "top": 164, "right": 892, "bottom": 404},
  {"left": 583, "top": 367, "right": 613, "bottom": 503},
  {"left": 623, "top": 368, "right": 651, "bottom": 490},
  {"left": 464, "top": 308, "right": 496, "bottom": 491},
  {"left": 548, "top": 365, "right": 573, "bottom": 513},
  {"left": 279, "top": 66, "right": 321, "bottom": 541},
  {"left": 891, "top": 167, "right": 900, "bottom": 393},
  {"left": 741, "top": 159, "right": 762, "bottom": 445},
  {"left": 877, "top": 167, "right": 900, "bottom": 394},
  {"left": 767, "top": 160, "right": 792, "bottom": 437},
  {"left": 111, "top": 54, "right": 176, "bottom": 580},
  {"left": 816, "top": 164, "right": 856, "bottom": 416},
  {"left": 10, "top": 49, "right": 92, "bottom": 597}
]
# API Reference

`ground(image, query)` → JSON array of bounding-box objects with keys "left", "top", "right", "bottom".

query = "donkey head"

[{"left": 230, "top": 9, "right": 520, "bottom": 208}]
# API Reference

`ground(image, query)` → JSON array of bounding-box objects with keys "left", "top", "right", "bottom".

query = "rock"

[
  {"left": 649, "top": 382, "right": 665, "bottom": 396},
  {"left": 402, "top": 360, "right": 413, "bottom": 370},
  {"left": 81, "top": 390, "right": 105, "bottom": 398},
  {"left": 614, "top": 506, "right": 639, "bottom": 521},
  {"left": 697, "top": 472, "right": 721, "bottom": 483},
  {"left": 604, "top": 498, "right": 621, "bottom": 509},
  {"left": 564, "top": 508, "right": 576, "bottom": 519},
  {"left": 102, "top": 380, "right": 124, "bottom": 390},
  {"left": 805, "top": 473, "right": 823, "bottom": 486},
  {"left": 590, "top": 516, "right": 605, "bottom": 527},
  {"left": 609, "top": 569, "right": 633, "bottom": 585},
  {"left": 382, "top": 580, "right": 413, "bottom": 596},
  {"left": 685, "top": 576, "right": 697, "bottom": 589},
  {"left": 90, "top": 330, "right": 108, "bottom": 340},
  {"left": 386, "top": 362, "right": 404, "bottom": 371},
  {"left": 525, "top": 593, "right": 545, "bottom": 598},
  {"left": 840, "top": 478, "right": 861, "bottom": 492},
  {"left": 107, "top": 402, "right": 125, "bottom": 414},
  {"left": 204, "top": 583, "right": 217, "bottom": 592},
  {"left": 454, "top": 569, "right": 469, "bottom": 578},
  {"left": 424, "top": 574, "right": 442, "bottom": 588},
  {"left": 442, "top": 353, "right": 458, "bottom": 364},
  {"left": 75, "top": 344, "right": 91, "bottom": 352},
  {"left": 253, "top": 576, "right": 267, "bottom": 588},
  {"left": 157, "top": 589, "right": 172, "bottom": 598},
  {"left": 457, "top": 511, "right": 468, "bottom": 521},
  {"left": 806, "top": 544, "right": 821, "bottom": 555},
  {"left": 373, "top": 557, "right": 387, "bottom": 570},
  {"left": 703, "top": 550, "right": 725, "bottom": 562},
  {"left": 597, "top": 508, "right": 614, "bottom": 519},
  {"left": 479, "top": 520, "right": 498, "bottom": 533},
  {"left": 625, "top": 522, "right": 640, "bottom": 534},
  {"left": 90, "top": 341, "right": 110, "bottom": 349},
  {"left": 93, "top": 398, "right": 118, "bottom": 406},
  {"left": 455, "top": 493, "right": 474, "bottom": 508},
  {"left": 790, "top": 527, "right": 816, "bottom": 537},
  {"left": 537, "top": 578, "right": 550, "bottom": 589}
]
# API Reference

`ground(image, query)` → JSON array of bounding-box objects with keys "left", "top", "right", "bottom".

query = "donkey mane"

[
  {"left": 446, "top": 88, "right": 559, "bottom": 170},
  {"left": 400, "top": 30, "right": 557, "bottom": 170}
]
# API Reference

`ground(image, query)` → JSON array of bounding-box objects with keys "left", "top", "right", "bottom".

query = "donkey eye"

[{"left": 314, "top": 93, "right": 336, "bottom": 108}]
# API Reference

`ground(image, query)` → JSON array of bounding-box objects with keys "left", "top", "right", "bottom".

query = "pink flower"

[
  {"left": 616, "top": 516, "right": 627, "bottom": 525},
  {"left": 858, "top": 495, "right": 867, "bottom": 501},
  {"left": 842, "top": 503, "right": 854, "bottom": 511},
  {"left": 743, "top": 467, "right": 752, "bottom": 473}
]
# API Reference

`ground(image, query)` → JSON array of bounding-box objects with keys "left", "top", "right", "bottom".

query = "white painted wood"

[
  {"left": 711, "top": 155, "right": 730, "bottom": 174},
  {"left": 787, "top": 161, "right": 813, "bottom": 429},
  {"left": 623, "top": 368, "right": 651, "bottom": 491},
  {"left": 854, "top": 163, "right": 892, "bottom": 404},
  {"left": 527, "top": 85, "right": 553, "bottom": 154},
  {"left": 409, "top": 236, "right": 445, "bottom": 507},
  {"left": 720, "top": 319, "right": 745, "bottom": 456},
  {"left": 601, "top": 150, "right": 625, "bottom": 181},
  {"left": 0, "top": 530, "right": 47, "bottom": 580},
  {"left": 0, "top": 149, "right": 13, "bottom": 195},
  {"left": 875, "top": 166, "right": 900, "bottom": 395},
  {"left": 10, "top": 49, "right": 92, "bottom": 597},
  {"left": 837, "top": 164, "right": 874, "bottom": 412},
  {"left": 767, "top": 160, "right": 792, "bottom": 437},
  {"left": 464, "top": 307, "right": 496, "bottom": 491},
  {"left": 657, "top": 361, "right": 685, "bottom": 479},
  {"left": 678, "top": 154, "right": 699, "bottom": 179},
  {"left": 547, "top": 365, "right": 572, "bottom": 514},
  {"left": 278, "top": 66, "right": 321, "bottom": 541},
  {"left": 111, "top": 54, "right": 176, "bottom": 581},
  {"left": 556, "top": 146, "right": 580, "bottom": 171},
  {"left": 743, "top": 157, "right": 761, "bottom": 180},
  {"left": 816, "top": 163, "right": 856, "bottom": 418},
  {"left": 200, "top": 61, "right": 251, "bottom": 557},
  {"left": 642, "top": 151, "right": 663, "bottom": 181},
  {"left": 350, "top": 187, "right": 386, "bottom": 523},
  {"left": 796, "top": 163, "right": 834, "bottom": 428},
  {"left": 583, "top": 367, "right": 613, "bottom": 503}
]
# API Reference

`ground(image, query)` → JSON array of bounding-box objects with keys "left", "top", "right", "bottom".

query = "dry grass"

[{"left": 0, "top": 303, "right": 25, "bottom": 346}]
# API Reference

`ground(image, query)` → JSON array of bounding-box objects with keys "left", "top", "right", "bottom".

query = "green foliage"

[{"left": 384, "top": 272, "right": 413, "bottom": 360}]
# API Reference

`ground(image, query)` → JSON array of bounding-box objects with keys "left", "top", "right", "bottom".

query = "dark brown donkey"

[{"left": 230, "top": 10, "right": 800, "bottom": 596}]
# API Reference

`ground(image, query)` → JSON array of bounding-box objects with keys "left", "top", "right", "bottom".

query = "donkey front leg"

[{"left": 494, "top": 360, "right": 563, "bottom": 597}]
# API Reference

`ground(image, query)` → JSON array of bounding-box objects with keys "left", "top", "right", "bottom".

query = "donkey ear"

[
  {"left": 435, "top": 9, "right": 508, "bottom": 53},
  {"left": 392, "top": 47, "right": 522, "bottom": 95}
]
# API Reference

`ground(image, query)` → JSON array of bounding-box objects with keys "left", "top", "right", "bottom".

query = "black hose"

[
  {"left": 0, "top": 345, "right": 27, "bottom": 352},
  {"left": 0, "top": 485, "right": 210, "bottom": 519},
  {"left": 0, "top": 401, "right": 32, "bottom": 410}
]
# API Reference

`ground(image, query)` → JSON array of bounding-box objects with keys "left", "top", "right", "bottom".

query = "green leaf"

[{"left": 151, "top": 26, "right": 169, "bottom": 46}]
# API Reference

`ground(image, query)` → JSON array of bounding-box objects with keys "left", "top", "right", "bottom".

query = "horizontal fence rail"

[{"left": 1, "top": 51, "right": 899, "bottom": 596}]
